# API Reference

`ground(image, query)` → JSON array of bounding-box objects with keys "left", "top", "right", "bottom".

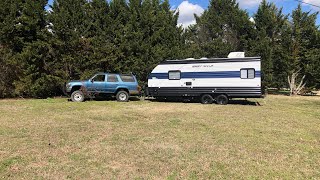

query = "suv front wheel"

[
  {"left": 71, "top": 90, "right": 85, "bottom": 102},
  {"left": 116, "top": 91, "right": 129, "bottom": 102}
]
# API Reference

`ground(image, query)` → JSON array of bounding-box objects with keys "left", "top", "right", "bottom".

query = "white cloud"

[
  {"left": 236, "top": 0, "right": 320, "bottom": 12},
  {"left": 236, "top": 0, "right": 283, "bottom": 9},
  {"left": 303, "top": 0, "right": 320, "bottom": 6},
  {"left": 249, "top": 17, "right": 255, "bottom": 23},
  {"left": 302, "top": 0, "right": 320, "bottom": 11},
  {"left": 176, "top": 1, "right": 204, "bottom": 28},
  {"left": 237, "top": 0, "right": 263, "bottom": 8}
]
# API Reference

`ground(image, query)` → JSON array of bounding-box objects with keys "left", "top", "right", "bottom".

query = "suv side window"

[
  {"left": 108, "top": 74, "right": 119, "bottom": 82},
  {"left": 93, "top": 75, "right": 105, "bottom": 82},
  {"left": 120, "top": 75, "right": 135, "bottom": 82}
]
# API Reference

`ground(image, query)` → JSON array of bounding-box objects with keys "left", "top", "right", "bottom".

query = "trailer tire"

[
  {"left": 71, "top": 90, "right": 85, "bottom": 102},
  {"left": 216, "top": 94, "right": 228, "bottom": 105},
  {"left": 116, "top": 91, "right": 129, "bottom": 102},
  {"left": 200, "top": 94, "right": 214, "bottom": 104}
]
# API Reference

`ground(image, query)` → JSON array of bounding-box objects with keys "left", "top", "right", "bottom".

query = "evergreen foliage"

[
  {"left": 0, "top": 0, "right": 319, "bottom": 97},
  {"left": 184, "top": 0, "right": 253, "bottom": 58},
  {"left": 250, "top": 0, "right": 289, "bottom": 88},
  {"left": 290, "top": 5, "right": 319, "bottom": 88}
]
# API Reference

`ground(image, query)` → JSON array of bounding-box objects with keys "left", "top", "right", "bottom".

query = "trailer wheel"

[
  {"left": 216, "top": 94, "right": 228, "bottom": 105},
  {"left": 200, "top": 94, "right": 214, "bottom": 104}
]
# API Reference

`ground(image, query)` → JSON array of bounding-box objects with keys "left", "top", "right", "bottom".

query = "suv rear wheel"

[
  {"left": 71, "top": 90, "right": 85, "bottom": 102},
  {"left": 116, "top": 91, "right": 129, "bottom": 102}
]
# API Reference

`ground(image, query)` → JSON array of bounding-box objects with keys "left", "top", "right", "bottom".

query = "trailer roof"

[{"left": 160, "top": 57, "right": 261, "bottom": 64}]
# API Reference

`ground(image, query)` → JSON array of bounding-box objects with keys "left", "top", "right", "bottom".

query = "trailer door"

[
  {"left": 181, "top": 78, "right": 194, "bottom": 96},
  {"left": 168, "top": 70, "right": 193, "bottom": 96}
]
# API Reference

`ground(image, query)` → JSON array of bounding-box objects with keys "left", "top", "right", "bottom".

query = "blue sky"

[{"left": 47, "top": 0, "right": 320, "bottom": 26}]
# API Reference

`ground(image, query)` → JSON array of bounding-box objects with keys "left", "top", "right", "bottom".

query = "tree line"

[{"left": 0, "top": 0, "right": 319, "bottom": 98}]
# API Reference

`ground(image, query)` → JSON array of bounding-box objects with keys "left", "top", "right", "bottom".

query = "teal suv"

[{"left": 65, "top": 73, "right": 140, "bottom": 102}]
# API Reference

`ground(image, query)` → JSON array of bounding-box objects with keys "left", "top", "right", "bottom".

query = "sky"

[{"left": 47, "top": 0, "right": 320, "bottom": 28}]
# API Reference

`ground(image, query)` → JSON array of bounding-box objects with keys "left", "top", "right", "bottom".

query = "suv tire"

[
  {"left": 71, "top": 90, "right": 85, "bottom": 102},
  {"left": 116, "top": 91, "right": 129, "bottom": 102}
]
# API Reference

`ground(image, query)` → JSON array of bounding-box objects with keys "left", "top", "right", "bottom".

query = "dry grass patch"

[{"left": 0, "top": 95, "right": 319, "bottom": 179}]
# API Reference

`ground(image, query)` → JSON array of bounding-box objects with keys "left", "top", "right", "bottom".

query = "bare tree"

[{"left": 288, "top": 69, "right": 306, "bottom": 96}]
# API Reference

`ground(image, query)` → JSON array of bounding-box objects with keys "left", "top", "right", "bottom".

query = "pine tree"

[
  {"left": 0, "top": 0, "right": 62, "bottom": 97},
  {"left": 186, "top": 0, "right": 253, "bottom": 58},
  {"left": 106, "top": 0, "right": 183, "bottom": 83},
  {"left": 83, "top": 0, "right": 118, "bottom": 78},
  {"left": 251, "top": 0, "right": 288, "bottom": 88},
  {"left": 288, "top": 4, "right": 319, "bottom": 92},
  {"left": 13, "top": 0, "right": 63, "bottom": 97},
  {"left": 138, "top": 0, "right": 184, "bottom": 82},
  {"left": 0, "top": 47, "right": 16, "bottom": 97},
  {"left": 0, "top": 0, "right": 25, "bottom": 97},
  {"left": 313, "top": 30, "right": 320, "bottom": 88},
  {"left": 108, "top": 0, "right": 130, "bottom": 74},
  {"left": 49, "top": 0, "right": 90, "bottom": 80},
  {"left": 0, "top": 0, "right": 31, "bottom": 52}
]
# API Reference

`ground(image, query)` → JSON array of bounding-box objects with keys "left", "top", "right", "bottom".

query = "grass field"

[{"left": 0, "top": 95, "right": 319, "bottom": 179}]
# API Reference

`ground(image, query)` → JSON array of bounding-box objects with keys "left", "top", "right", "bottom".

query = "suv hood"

[{"left": 67, "top": 80, "right": 89, "bottom": 86}]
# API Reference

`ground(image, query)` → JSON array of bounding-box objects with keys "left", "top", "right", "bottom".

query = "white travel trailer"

[{"left": 147, "top": 52, "right": 262, "bottom": 104}]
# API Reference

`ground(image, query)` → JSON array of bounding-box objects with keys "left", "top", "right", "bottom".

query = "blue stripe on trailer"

[{"left": 148, "top": 71, "right": 261, "bottom": 79}]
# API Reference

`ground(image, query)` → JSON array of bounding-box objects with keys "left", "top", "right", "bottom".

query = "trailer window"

[
  {"left": 240, "top": 69, "right": 255, "bottom": 79},
  {"left": 169, "top": 71, "right": 181, "bottom": 80},
  {"left": 248, "top": 69, "right": 255, "bottom": 78},
  {"left": 241, "top": 69, "right": 248, "bottom": 78}
]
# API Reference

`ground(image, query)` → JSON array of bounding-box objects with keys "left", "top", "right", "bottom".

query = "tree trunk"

[{"left": 288, "top": 70, "right": 306, "bottom": 96}]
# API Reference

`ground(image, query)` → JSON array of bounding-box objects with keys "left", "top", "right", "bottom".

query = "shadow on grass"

[
  {"left": 267, "top": 89, "right": 319, "bottom": 97},
  {"left": 147, "top": 98, "right": 260, "bottom": 106},
  {"left": 228, "top": 99, "right": 259, "bottom": 106},
  {"left": 68, "top": 96, "right": 260, "bottom": 106},
  {"left": 67, "top": 96, "right": 142, "bottom": 102},
  {"left": 267, "top": 89, "right": 290, "bottom": 96},
  {"left": 92, "top": 96, "right": 142, "bottom": 102}
]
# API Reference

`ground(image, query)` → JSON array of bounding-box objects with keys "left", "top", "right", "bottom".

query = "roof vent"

[
  {"left": 185, "top": 58, "right": 195, "bottom": 60},
  {"left": 200, "top": 57, "right": 208, "bottom": 60},
  {"left": 228, "top": 52, "right": 245, "bottom": 58}
]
